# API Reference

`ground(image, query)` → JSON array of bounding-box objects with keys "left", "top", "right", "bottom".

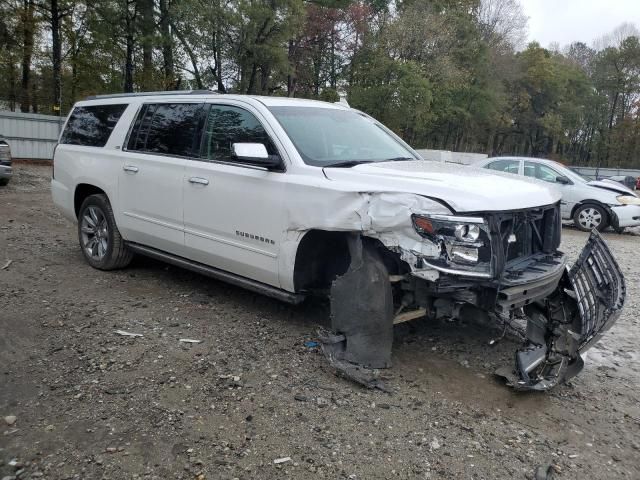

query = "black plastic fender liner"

[
  {"left": 323, "top": 234, "right": 395, "bottom": 370},
  {"left": 501, "top": 230, "right": 625, "bottom": 391}
]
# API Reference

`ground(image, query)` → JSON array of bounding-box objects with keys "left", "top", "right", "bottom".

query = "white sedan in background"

[{"left": 476, "top": 156, "right": 640, "bottom": 232}]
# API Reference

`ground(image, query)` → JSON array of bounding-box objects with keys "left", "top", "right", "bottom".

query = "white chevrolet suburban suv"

[{"left": 52, "top": 91, "right": 625, "bottom": 391}]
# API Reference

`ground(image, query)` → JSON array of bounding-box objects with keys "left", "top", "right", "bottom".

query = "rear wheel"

[
  {"left": 78, "top": 194, "right": 133, "bottom": 270},
  {"left": 573, "top": 204, "right": 608, "bottom": 232},
  {"left": 0, "top": 178, "right": 9, "bottom": 186}
]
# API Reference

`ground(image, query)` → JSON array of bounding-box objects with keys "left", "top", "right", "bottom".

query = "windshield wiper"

[
  {"left": 323, "top": 160, "right": 374, "bottom": 168},
  {"left": 379, "top": 157, "right": 414, "bottom": 162}
]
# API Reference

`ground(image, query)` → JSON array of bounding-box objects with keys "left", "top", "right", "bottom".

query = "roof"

[{"left": 78, "top": 91, "right": 347, "bottom": 110}]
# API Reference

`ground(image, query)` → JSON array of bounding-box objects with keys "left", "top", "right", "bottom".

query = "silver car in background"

[
  {"left": 476, "top": 156, "right": 640, "bottom": 232},
  {"left": 0, "top": 137, "right": 12, "bottom": 186}
]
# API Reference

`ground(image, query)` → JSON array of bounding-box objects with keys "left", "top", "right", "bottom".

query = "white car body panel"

[
  {"left": 183, "top": 159, "right": 285, "bottom": 286},
  {"left": 118, "top": 151, "right": 188, "bottom": 255},
  {"left": 323, "top": 161, "right": 561, "bottom": 213},
  {"left": 52, "top": 93, "right": 566, "bottom": 294}
]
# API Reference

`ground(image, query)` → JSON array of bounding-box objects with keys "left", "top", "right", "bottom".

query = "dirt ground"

[{"left": 1, "top": 164, "right": 639, "bottom": 480}]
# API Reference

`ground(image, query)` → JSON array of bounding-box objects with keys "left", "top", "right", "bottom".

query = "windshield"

[
  {"left": 268, "top": 106, "right": 418, "bottom": 167},
  {"left": 550, "top": 162, "right": 589, "bottom": 183},
  {"left": 565, "top": 166, "right": 592, "bottom": 182}
]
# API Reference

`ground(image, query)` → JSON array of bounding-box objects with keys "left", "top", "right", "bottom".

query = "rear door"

[
  {"left": 182, "top": 102, "right": 286, "bottom": 287},
  {"left": 118, "top": 102, "right": 204, "bottom": 255}
]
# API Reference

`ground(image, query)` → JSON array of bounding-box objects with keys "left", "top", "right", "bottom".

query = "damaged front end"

[
  {"left": 501, "top": 230, "right": 626, "bottom": 391},
  {"left": 320, "top": 195, "right": 625, "bottom": 392}
]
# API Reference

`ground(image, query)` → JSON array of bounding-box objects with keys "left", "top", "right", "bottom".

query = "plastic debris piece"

[
  {"left": 114, "top": 330, "right": 143, "bottom": 337},
  {"left": 304, "top": 341, "right": 319, "bottom": 348},
  {"left": 273, "top": 457, "right": 291, "bottom": 464},
  {"left": 179, "top": 338, "right": 202, "bottom": 344},
  {"left": 535, "top": 464, "right": 557, "bottom": 480},
  {"left": 1, "top": 259, "right": 12, "bottom": 270}
]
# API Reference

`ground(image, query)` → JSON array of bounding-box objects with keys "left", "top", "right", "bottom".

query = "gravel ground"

[{"left": 1, "top": 164, "right": 639, "bottom": 480}]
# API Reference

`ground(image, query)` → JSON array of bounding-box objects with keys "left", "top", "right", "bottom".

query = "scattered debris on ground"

[{"left": 1, "top": 165, "right": 639, "bottom": 479}]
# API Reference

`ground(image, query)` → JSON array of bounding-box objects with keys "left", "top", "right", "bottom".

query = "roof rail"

[{"left": 84, "top": 89, "right": 221, "bottom": 100}]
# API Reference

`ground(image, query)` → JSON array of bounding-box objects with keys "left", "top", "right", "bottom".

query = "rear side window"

[
  {"left": 127, "top": 103, "right": 203, "bottom": 157},
  {"left": 487, "top": 159, "right": 519, "bottom": 174},
  {"left": 61, "top": 104, "right": 128, "bottom": 147}
]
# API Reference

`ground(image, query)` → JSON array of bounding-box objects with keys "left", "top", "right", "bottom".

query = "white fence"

[{"left": 0, "top": 111, "right": 65, "bottom": 160}]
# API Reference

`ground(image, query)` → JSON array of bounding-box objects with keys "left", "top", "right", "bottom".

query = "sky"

[{"left": 521, "top": 0, "right": 640, "bottom": 48}]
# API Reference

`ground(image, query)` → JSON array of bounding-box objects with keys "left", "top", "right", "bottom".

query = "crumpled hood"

[
  {"left": 323, "top": 161, "right": 561, "bottom": 213},
  {"left": 587, "top": 179, "right": 637, "bottom": 196}
]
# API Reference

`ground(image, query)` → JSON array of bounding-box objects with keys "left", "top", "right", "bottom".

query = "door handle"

[
  {"left": 123, "top": 165, "right": 139, "bottom": 173},
  {"left": 188, "top": 177, "right": 209, "bottom": 185}
]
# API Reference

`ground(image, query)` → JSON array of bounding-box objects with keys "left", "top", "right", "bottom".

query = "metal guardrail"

[{"left": 570, "top": 166, "right": 640, "bottom": 179}]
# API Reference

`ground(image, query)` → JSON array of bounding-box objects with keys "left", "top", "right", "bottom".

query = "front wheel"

[
  {"left": 573, "top": 204, "right": 608, "bottom": 232},
  {"left": 78, "top": 194, "right": 133, "bottom": 270}
]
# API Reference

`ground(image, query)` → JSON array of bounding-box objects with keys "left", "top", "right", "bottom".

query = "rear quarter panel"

[{"left": 52, "top": 103, "right": 139, "bottom": 228}]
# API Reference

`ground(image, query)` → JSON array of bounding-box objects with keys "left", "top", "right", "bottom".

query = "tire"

[
  {"left": 0, "top": 178, "right": 9, "bottom": 186},
  {"left": 77, "top": 194, "right": 133, "bottom": 270},
  {"left": 573, "top": 204, "right": 608, "bottom": 232}
]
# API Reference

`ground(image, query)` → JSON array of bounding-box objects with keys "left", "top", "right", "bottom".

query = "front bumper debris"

[
  {"left": 322, "top": 232, "right": 624, "bottom": 393},
  {"left": 501, "top": 230, "right": 625, "bottom": 391}
]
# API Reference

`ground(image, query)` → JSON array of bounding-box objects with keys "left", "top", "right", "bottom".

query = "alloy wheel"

[{"left": 80, "top": 206, "right": 109, "bottom": 260}]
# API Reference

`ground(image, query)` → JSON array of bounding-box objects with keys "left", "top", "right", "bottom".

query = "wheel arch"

[
  {"left": 571, "top": 200, "right": 617, "bottom": 229},
  {"left": 74, "top": 184, "right": 107, "bottom": 218},
  {"left": 571, "top": 199, "right": 611, "bottom": 218},
  {"left": 292, "top": 229, "right": 409, "bottom": 293}
]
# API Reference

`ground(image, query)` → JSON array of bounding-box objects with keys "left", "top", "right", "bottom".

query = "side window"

[
  {"left": 524, "top": 162, "right": 560, "bottom": 183},
  {"left": 202, "top": 105, "right": 277, "bottom": 162},
  {"left": 127, "top": 103, "right": 203, "bottom": 157},
  {"left": 61, "top": 104, "right": 128, "bottom": 147},
  {"left": 487, "top": 159, "right": 519, "bottom": 174},
  {"left": 524, "top": 163, "right": 536, "bottom": 177}
]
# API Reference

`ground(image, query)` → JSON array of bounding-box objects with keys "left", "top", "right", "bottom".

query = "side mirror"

[
  {"left": 232, "top": 143, "right": 282, "bottom": 169},
  {"left": 556, "top": 175, "right": 570, "bottom": 185}
]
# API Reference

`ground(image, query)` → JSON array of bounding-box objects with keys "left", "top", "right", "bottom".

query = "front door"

[
  {"left": 182, "top": 103, "right": 286, "bottom": 287},
  {"left": 524, "top": 161, "right": 573, "bottom": 218}
]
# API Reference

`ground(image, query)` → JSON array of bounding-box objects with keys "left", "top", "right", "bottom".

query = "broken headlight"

[{"left": 412, "top": 214, "right": 492, "bottom": 276}]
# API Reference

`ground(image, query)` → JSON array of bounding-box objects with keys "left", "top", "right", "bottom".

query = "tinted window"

[
  {"left": 488, "top": 159, "right": 519, "bottom": 174},
  {"left": 202, "top": 105, "right": 277, "bottom": 162},
  {"left": 61, "top": 104, "right": 127, "bottom": 147},
  {"left": 524, "top": 161, "right": 561, "bottom": 183},
  {"left": 128, "top": 103, "right": 203, "bottom": 157}
]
